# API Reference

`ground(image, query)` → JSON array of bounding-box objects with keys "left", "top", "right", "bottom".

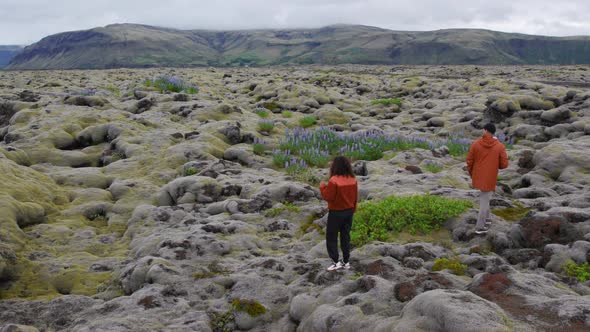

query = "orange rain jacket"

[
  {"left": 466, "top": 132, "right": 509, "bottom": 192},
  {"left": 320, "top": 175, "right": 358, "bottom": 212}
]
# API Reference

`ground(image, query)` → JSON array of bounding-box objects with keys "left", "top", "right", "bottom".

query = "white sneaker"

[
  {"left": 474, "top": 228, "right": 488, "bottom": 235},
  {"left": 342, "top": 262, "right": 351, "bottom": 270},
  {"left": 327, "top": 261, "right": 343, "bottom": 271}
]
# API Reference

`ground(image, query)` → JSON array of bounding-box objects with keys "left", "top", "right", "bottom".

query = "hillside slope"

[{"left": 6, "top": 24, "right": 590, "bottom": 69}]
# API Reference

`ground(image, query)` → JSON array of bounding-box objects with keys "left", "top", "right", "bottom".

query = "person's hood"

[{"left": 480, "top": 132, "right": 499, "bottom": 148}]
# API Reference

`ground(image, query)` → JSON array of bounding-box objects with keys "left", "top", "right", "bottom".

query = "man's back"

[{"left": 466, "top": 132, "right": 509, "bottom": 192}]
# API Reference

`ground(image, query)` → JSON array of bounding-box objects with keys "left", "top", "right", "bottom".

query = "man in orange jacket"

[{"left": 466, "top": 123, "right": 509, "bottom": 234}]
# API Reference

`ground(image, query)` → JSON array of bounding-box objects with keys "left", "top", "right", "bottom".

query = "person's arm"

[
  {"left": 499, "top": 146, "right": 509, "bottom": 169},
  {"left": 466, "top": 145, "right": 475, "bottom": 177},
  {"left": 353, "top": 181, "right": 358, "bottom": 213},
  {"left": 320, "top": 178, "right": 337, "bottom": 202}
]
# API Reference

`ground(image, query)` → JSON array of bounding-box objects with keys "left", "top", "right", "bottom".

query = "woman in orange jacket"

[{"left": 320, "top": 156, "right": 358, "bottom": 271}]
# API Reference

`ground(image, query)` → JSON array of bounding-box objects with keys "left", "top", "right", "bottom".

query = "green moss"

[
  {"left": 231, "top": 298, "right": 267, "bottom": 317},
  {"left": 264, "top": 203, "right": 301, "bottom": 217},
  {"left": 0, "top": 258, "right": 112, "bottom": 300},
  {"left": 437, "top": 175, "right": 470, "bottom": 190},
  {"left": 193, "top": 272, "right": 220, "bottom": 279},
  {"left": 371, "top": 98, "right": 402, "bottom": 106},
  {"left": 299, "top": 217, "right": 325, "bottom": 236},
  {"left": 261, "top": 102, "right": 280, "bottom": 112},
  {"left": 348, "top": 272, "right": 363, "bottom": 281},
  {"left": 432, "top": 257, "right": 467, "bottom": 275},
  {"left": 492, "top": 202, "right": 530, "bottom": 222},
  {"left": 392, "top": 228, "right": 455, "bottom": 249}
]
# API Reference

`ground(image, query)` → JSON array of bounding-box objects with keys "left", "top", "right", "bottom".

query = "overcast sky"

[{"left": 2, "top": 0, "right": 590, "bottom": 45}]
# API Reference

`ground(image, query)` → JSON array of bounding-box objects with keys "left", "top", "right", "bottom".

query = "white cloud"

[{"left": 1, "top": 0, "right": 589, "bottom": 44}]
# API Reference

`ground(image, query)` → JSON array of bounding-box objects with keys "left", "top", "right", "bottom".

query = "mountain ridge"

[
  {"left": 6, "top": 23, "right": 590, "bottom": 69},
  {"left": 0, "top": 45, "right": 24, "bottom": 68}
]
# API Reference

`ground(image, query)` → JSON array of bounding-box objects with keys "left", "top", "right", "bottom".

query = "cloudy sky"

[{"left": 1, "top": 0, "right": 590, "bottom": 45}]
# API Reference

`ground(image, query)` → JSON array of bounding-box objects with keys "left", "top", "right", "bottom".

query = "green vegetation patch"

[
  {"left": 564, "top": 261, "right": 590, "bottom": 282},
  {"left": 299, "top": 116, "right": 317, "bottom": 128},
  {"left": 432, "top": 257, "right": 467, "bottom": 275},
  {"left": 144, "top": 75, "right": 198, "bottom": 94},
  {"left": 265, "top": 202, "right": 301, "bottom": 217},
  {"left": 351, "top": 194, "right": 472, "bottom": 247},
  {"left": 231, "top": 298, "right": 267, "bottom": 317},
  {"left": 371, "top": 98, "right": 402, "bottom": 106},
  {"left": 254, "top": 108, "right": 269, "bottom": 118},
  {"left": 261, "top": 102, "right": 280, "bottom": 112},
  {"left": 492, "top": 202, "right": 530, "bottom": 222}
]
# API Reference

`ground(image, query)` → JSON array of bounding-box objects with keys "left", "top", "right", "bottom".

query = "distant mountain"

[
  {"left": 6, "top": 24, "right": 590, "bottom": 69},
  {"left": 0, "top": 46, "right": 24, "bottom": 68}
]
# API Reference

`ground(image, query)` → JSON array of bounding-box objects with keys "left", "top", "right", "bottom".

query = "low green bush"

[
  {"left": 253, "top": 143, "right": 266, "bottom": 155},
  {"left": 299, "top": 116, "right": 317, "bottom": 128},
  {"left": 255, "top": 108, "right": 269, "bottom": 118},
  {"left": 564, "top": 261, "right": 590, "bottom": 282},
  {"left": 351, "top": 194, "right": 472, "bottom": 247},
  {"left": 282, "top": 111, "right": 293, "bottom": 118},
  {"left": 424, "top": 160, "right": 444, "bottom": 173},
  {"left": 184, "top": 167, "right": 198, "bottom": 176},
  {"left": 257, "top": 120, "right": 275, "bottom": 133}
]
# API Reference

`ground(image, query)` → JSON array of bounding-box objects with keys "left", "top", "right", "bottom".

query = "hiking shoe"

[
  {"left": 342, "top": 262, "right": 351, "bottom": 270},
  {"left": 327, "top": 261, "right": 343, "bottom": 271},
  {"left": 485, "top": 220, "right": 492, "bottom": 227},
  {"left": 474, "top": 228, "right": 488, "bottom": 235}
]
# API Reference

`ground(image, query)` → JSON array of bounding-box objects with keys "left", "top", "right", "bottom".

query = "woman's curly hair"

[{"left": 329, "top": 156, "right": 355, "bottom": 178}]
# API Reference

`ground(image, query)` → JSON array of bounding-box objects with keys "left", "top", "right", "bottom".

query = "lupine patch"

[
  {"left": 269, "top": 127, "right": 473, "bottom": 169},
  {"left": 144, "top": 75, "right": 198, "bottom": 94}
]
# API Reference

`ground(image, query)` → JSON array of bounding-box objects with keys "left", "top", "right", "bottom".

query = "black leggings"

[{"left": 326, "top": 209, "right": 354, "bottom": 263}]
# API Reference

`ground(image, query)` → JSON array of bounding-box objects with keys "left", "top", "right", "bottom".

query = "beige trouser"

[{"left": 476, "top": 191, "right": 492, "bottom": 229}]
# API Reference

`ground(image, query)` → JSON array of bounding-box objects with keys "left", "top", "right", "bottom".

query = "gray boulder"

[{"left": 395, "top": 289, "right": 510, "bottom": 332}]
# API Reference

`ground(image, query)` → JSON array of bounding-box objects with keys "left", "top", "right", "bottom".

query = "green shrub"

[
  {"left": 257, "top": 120, "right": 274, "bottom": 133},
  {"left": 255, "top": 109, "right": 269, "bottom": 118},
  {"left": 282, "top": 111, "right": 293, "bottom": 118},
  {"left": 231, "top": 298, "right": 266, "bottom": 317},
  {"left": 299, "top": 116, "right": 317, "bottom": 128},
  {"left": 351, "top": 194, "right": 472, "bottom": 247},
  {"left": 564, "top": 261, "right": 590, "bottom": 282},
  {"left": 253, "top": 143, "right": 266, "bottom": 155},
  {"left": 424, "top": 160, "right": 444, "bottom": 173},
  {"left": 371, "top": 98, "right": 402, "bottom": 106},
  {"left": 184, "top": 167, "right": 198, "bottom": 176},
  {"left": 432, "top": 257, "right": 467, "bottom": 275}
]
